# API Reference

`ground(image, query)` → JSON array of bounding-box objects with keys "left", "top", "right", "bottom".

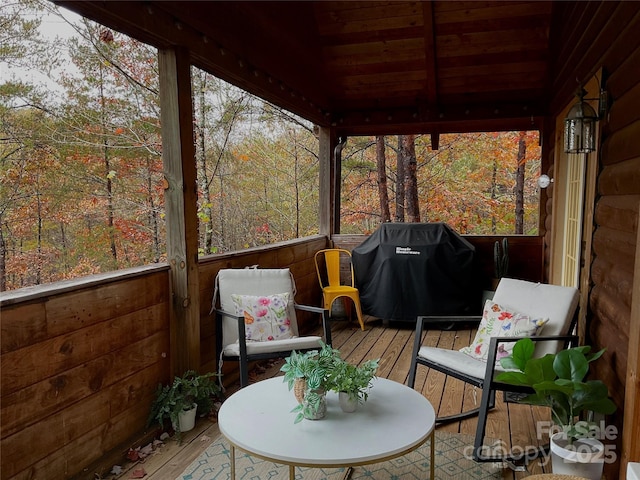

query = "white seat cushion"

[
  {"left": 223, "top": 336, "right": 323, "bottom": 356},
  {"left": 417, "top": 346, "right": 507, "bottom": 380}
]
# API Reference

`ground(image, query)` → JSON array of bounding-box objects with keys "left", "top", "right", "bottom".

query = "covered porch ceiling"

[{"left": 56, "top": 1, "right": 556, "bottom": 136}]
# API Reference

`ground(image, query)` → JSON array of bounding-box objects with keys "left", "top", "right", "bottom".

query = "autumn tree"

[
  {"left": 375, "top": 135, "right": 390, "bottom": 223},
  {"left": 339, "top": 131, "right": 541, "bottom": 235},
  {"left": 400, "top": 134, "right": 420, "bottom": 222}
]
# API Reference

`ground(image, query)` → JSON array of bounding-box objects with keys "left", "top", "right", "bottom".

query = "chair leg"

[
  {"left": 352, "top": 297, "right": 365, "bottom": 330},
  {"left": 473, "top": 385, "right": 548, "bottom": 465},
  {"left": 239, "top": 358, "right": 249, "bottom": 388},
  {"left": 436, "top": 405, "right": 491, "bottom": 424},
  {"left": 407, "top": 322, "right": 424, "bottom": 388}
]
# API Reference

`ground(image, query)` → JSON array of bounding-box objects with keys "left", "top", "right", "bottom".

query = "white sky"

[{"left": 1, "top": 6, "right": 81, "bottom": 91}]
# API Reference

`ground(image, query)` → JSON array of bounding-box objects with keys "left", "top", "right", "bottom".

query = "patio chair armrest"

[
  {"left": 294, "top": 303, "right": 332, "bottom": 346},
  {"left": 483, "top": 334, "right": 580, "bottom": 387},
  {"left": 215, "top": 307, "right": 242, "bottom": 320},
  {"left": 417, "top": 315, "right": 482, "bottom": 324},
  {"left": 214, "top": 307, "right": 249, "bottom": 359},
  {"left": 415, "top": 315, "right": 482, "bottom": 336},
  {"left": 293, "top": 303, "right": 325, "bottom": 314}
]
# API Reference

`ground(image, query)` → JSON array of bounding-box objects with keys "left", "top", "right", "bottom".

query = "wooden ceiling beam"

[
  {"left": 422, "top": 1, "right": 439, "bottom": 106},
  {"left": 332, "top": 102, "right": 544, "bottom": 137}
]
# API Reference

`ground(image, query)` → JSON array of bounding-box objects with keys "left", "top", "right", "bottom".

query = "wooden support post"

[
  {"left": 318, "top": 126, "right": 334, "bottom": 237},
  {"left": 620, "top": 208, "right": 640, "bottom": 478},
  {"left": 158, "top": 47, "right": 201, "bottom": 376}
]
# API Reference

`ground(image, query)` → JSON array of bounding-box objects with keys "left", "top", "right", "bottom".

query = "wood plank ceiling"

[{"left": 57, "top": 1, "right": 555, "bottom": 136}]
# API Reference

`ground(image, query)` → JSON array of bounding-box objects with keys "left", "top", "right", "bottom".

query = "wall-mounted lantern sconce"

[{"left": 563, "top": 86, "right": 608, "bottom": 154}]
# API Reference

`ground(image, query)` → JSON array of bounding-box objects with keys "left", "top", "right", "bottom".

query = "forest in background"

[{"left": 1, "top": 0, "right": 541, "bottom": 292}]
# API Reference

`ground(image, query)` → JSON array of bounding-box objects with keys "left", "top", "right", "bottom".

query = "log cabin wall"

[
  {"left": 549, "top": 2, "right": 640, "bottom": 477},
  {"left": 197, "top": 235, "right": 330, "bottom": 379},
  {"left": 332, "top": 233, "right": 544, "bottom": 289},
  {"left": 0, "top": 265, "right": 171, "bottom": 480}
]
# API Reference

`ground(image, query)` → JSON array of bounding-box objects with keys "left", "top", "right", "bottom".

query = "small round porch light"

[
  {"left": 564, "top": 87, "right": 599, "bottom": 154},
  {"left": 537, "top": 174, "right": 553, "bottom": 189}
]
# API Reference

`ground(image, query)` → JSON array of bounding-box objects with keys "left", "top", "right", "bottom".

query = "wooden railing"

[
  {"left": 0, "top": 232, "right": 542, "bottom": 479},
  {"left": 0, "top": 264, "right": 172, "bottom": 480},
  {"left": 0, "top": 235, "right": 329, "bottom": 480}
]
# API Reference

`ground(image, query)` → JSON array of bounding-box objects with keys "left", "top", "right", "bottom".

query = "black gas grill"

[{"left": 352, "top": 223, "right": 480, "bottom": 323}]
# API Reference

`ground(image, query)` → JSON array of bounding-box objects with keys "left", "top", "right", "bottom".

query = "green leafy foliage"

[
  {"left": 147, "top": 370, "right": 220, "bottom": 440},
  {"left": 280, "top": 342, "right": 340, "bottom": 391},
  {"left": 326, "top": 358, "right": 379, "bottom": 403},
  {"left": 496, "top": 338, "right": 616, "bottom": 442},
  {"left": 281, "top": 343, "right": 379, "bottom": 422}
]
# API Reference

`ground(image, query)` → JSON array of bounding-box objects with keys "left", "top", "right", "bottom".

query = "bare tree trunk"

[
  {"left": 395, "top": 136, "right": 405, "bottom": 222},
  {"left": 293, "top": 133, "right": 301, "bottom": 238},
  {"left": 196, "top": 73, "right": 214, "bottom": 253},
  {"left": 36, "top": 185, "right": 42, "bottom": 284},
  {"left": 99, "top": 66, "right": 117, "bottom": 264},
  {"left": 515, "top": 131, "right": 526, "bottom": 234},
  {"left": 402, "top": 134, "right": 420, "bottom": 222},
  {"left": 375, "top": 135, "right": 391, "bottom": 223},
  {"left": 0, "top": 218, "right": 6, "bottom": 291},
  {"left": 146, "top": 154, "right": 161, "bottom": 262},
  {"left": 491, "top": 160, "right": 498, "bottom": 234}
]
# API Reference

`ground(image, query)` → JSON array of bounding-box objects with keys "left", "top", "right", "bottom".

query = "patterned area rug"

[{"left": 178, "top": 431, "right": 503, "bottom": 480}]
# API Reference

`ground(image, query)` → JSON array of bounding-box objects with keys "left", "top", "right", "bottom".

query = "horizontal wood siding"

[
  {"left": 550, "top": 2, "right": 640, "bottom": 477},
  {"left": 332, "top": 233, "right": 544, "bottom": 288},
  {"left": 0, "top": 266, "right": 171, "bottom": 480},
  {"left": 197, "top": 235, "right": 330, "bottom": 377}
]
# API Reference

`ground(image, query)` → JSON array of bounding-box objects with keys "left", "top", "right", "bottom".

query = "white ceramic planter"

[
  {"left": 339, "top": 392, "right": 358, "bottom": 413},
  {"left": 175, "top": 404, "right": 197, "bottom": 433},
  {"left": 550, "top": 432, "right": 605, "bottom": 480}
]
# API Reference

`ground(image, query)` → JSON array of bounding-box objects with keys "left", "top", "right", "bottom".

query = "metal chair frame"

[
  {"left": 314, "top": 248, "right": 365, "bottom": 330},
  {"left": 213, "top": 268, "right": 331, "bottom": 388},
  {"left": 407, "top": 279, "right": 579, "bottom": 466}
]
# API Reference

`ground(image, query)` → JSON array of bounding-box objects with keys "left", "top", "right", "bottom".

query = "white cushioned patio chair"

[
  {"left": 213, "top": 267, "right": 331, "bottom": 389},
  {"left": 407, "top": 277, "right": 580, "bottom": 465}
]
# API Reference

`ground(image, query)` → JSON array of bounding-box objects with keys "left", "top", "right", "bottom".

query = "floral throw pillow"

[
  {"left": 231, "top": 293, "right": 293, "bottom": 342},
  {"left": 460, "top": 299, "right": 548, "bottom": 364}
]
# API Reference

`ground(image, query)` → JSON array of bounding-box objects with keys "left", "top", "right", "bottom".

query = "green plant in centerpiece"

[
  {"left": 147, "top": 370, "right": 221, "bottom": 440},
  {"left": 327, "top": 357, "right": 379, "bottom": 403},
  {"left": 495, "top": 337, "right": 616, "bottom": 444},
  {"left": 280, "top": 342, "right": 340, "bottom": 423},
  {"left": 280, "top": 342, "right": 339, "bottom": 390}
]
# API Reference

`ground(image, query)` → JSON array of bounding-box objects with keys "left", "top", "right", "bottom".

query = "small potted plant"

[
  {"left": 147, "top": 370, "right": 221, "bottom": 441},
  {"left": 280, "top": 342, "right": 339, "bottom": 423},
  {"left": 496, "top": 337, "right": 616, "bottom": 480},
  {"left": 327, "top": 357, "right": 379, "bottom": 412}
]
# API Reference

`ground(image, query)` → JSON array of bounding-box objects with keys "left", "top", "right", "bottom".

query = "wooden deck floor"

[{"left": 115, "top": 317, "right": 552, "bottom": 480}]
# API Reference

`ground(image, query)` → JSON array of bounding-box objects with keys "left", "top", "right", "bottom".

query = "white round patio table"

[{"left": 218, "top": 376, "right": 436, "bottom": 480}]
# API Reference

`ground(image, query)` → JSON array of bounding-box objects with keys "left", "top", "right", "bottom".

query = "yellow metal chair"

[{"left": 314, "top": 248, "right": 365, "bottom": 330}]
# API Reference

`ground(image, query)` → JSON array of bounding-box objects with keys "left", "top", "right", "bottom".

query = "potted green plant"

[
  {"left": 327, "top": 357, "right": 379, "bottom": 412},
  {"left": 280, "top": 342, "right": 340, "bottom": 423},
  {"left": 496, "top": 337, "right": 616, "bottom": 480},
  {"left": 147, "top": 370, "right": 221, "bottom": 440}
]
